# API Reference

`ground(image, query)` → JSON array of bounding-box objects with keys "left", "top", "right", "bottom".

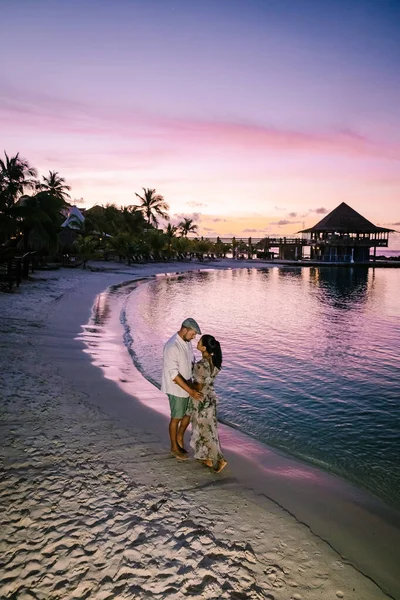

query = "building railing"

[
  {"left": 196, "top": 236, "right": 389, "bottom": 247},
  {"left": 260, "top": 237, "right": 309, "bottom": 246},
  {"left": 308, "top": 238, "right": 388, "bottom": 247},
  {"left": 203, "top": 237, "right": 309, "bottom": 246}
]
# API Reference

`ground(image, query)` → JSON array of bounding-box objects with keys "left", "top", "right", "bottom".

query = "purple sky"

[{"left": 1, "top": 0, "right": 399, "bottom": 238}]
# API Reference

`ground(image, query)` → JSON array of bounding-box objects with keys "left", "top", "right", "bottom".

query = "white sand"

[{"left": 0, "top": 260, "right": 398, "bottom": 600}]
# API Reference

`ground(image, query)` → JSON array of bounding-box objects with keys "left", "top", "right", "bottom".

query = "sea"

[{"left": 120, "top": 264, "right": 400, "bottom": 510}]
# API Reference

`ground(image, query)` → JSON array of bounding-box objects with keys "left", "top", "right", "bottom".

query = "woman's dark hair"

[{"left": 201, "top": 334, "right": 222, "bottom": 370}]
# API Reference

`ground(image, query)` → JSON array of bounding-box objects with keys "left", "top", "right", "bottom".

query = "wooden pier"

[{"left": 197, "top": 236, "right": 309, "bottom": 260}]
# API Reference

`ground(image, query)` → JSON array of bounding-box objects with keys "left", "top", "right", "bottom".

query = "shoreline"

[
  {"left": 1, "top": 259, "right": 399, "bottom": 599},
  {"left": 102, "top": 270, "right": 400, "bottom": 510},
  {"left": 81, "top": 266, "right": 400, "bottom": 592}
]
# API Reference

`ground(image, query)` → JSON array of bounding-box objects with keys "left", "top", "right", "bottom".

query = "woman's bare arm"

[{"left": 192, "top": 381, "right": 204, "bottom": 391}]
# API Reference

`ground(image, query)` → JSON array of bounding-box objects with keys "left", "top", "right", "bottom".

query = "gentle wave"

[{"left": 121, "top": 267, "right": 400, "bottom": 509}]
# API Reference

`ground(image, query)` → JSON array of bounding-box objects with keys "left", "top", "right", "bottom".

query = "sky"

[{"left": 1, "top": 0, "right": 399, "bottom": 239}]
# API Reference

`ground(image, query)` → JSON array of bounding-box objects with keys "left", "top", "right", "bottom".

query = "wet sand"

[{"left": 1, "top": 259, "right": 399, "bottom": 600}]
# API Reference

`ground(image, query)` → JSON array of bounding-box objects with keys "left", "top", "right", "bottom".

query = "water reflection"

[
  {"left": 92, "top": 291, "right": 111, "bottom": 325},
  {"left": 257, "top": 268, "right": 271, "bottom": 282},
  {"left": 122, "top": 266, "right": 400, "bottom": 508},
  {"left": 277, "top": 267, "right": 302, "bottom": 278},
  {"left": 309, "top": 267, "right": 369, "bottom": 310},
  {"left": 80, "top": 291, "right": 111, "bottom": 334}
]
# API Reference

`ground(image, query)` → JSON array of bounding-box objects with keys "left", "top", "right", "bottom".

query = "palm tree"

[
  {"left": 165, "top": 223, "right": 177, "bottom": 235},
  {"left": 15, "top": 191, "right": 65, "bottom": 253},
  {"left": 178, "top": 217, "right": 198, "bottom": 237},
  {"left": 0, "top": 173, "right": 15, "bottom": 242},
  {"left": 236, "top": 239, "right": 248, "bottom": 259},
  {"left": 146, "top": 231, "right": 167, "bottom": 261},
  {"left": 162, "top": 223, "right": 177, "bottom": 258},
  {"left": 165, "top": 223, "right": 177, "bottom": 242},
  {"left": 193, "top": 238, "right": 212, "bottom": 261},
  {"left": 73, "top": 236, "right": 98, "bottom": 269},
  {"left": 107, "top": 232, "right": 135, "bottom": 262},
  {"left": 103, "top": 203, "right": 120, "bottom": 223},
  {"left": 172, "top": 235, "right": 194, "bottom": 260},
  {"left": 134, "top": 187, "right": 169, "bottom": 229},
  {"left": 121, "top": 205, "right": 147, "bottom": 234},
  {"left": 0, "top": 171, "right": 6, "bottom": 209},
  {"left": 38, "top": 171, "right": 71, "bottom": 201},
  {"left": 215, "top": 238, "right": 230, "bottom": 258},
  {"left": 0, "top": 151, "right": 37, "bottom": 211}
]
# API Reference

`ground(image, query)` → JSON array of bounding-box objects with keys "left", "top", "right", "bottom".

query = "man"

[{"left": 161, "top": 317, "right": 203, "bottom": 460}]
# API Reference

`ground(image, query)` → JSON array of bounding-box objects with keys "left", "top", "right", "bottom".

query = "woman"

[{"left": 189, "top": 334, "right": 227, "bottom": 473}]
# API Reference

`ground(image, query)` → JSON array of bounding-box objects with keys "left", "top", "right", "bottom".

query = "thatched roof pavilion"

[{"left": 298, "top": 202, "right": 394, "bottom": 262}]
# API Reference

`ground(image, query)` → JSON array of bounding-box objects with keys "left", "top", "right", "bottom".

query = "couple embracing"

[{"left": 161, "top": 317, "right": 227, "bottom": 473}]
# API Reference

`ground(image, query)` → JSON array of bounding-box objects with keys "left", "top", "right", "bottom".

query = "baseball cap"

[{"left": 181, "top": 318, "right": 201, "bottom": 334}]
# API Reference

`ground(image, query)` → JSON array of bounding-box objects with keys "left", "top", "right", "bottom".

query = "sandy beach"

[{"left": 1, "top": 259, "right": 399, "bottom": 600}]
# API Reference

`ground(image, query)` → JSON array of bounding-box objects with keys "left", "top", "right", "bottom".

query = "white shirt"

[{"left": 161, "top": 332, "right": 194, "bottom": 397}]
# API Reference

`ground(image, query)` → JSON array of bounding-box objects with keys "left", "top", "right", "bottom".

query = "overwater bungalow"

[{"left": 298, "top": 202, "right": 394, "bottom": 262}]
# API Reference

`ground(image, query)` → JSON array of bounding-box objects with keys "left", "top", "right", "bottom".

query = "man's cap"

[{"left": 181, "top": 318, "right": 201, "bottom": 334}]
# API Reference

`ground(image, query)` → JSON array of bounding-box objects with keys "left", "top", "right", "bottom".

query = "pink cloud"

[
  {"left": 187, "top": 201, "right": 207, "bottom": 208},
  {"left": 171, "top": 120, "right": 400, "bottom": 160},
  {"left": 171, "top": 212, "right": 203, "bottom": 226},
  {"left": 2, "top": 87, "right": 400, "bottom": 163},
  {"left": 270, "top": 219, "right": 303, "bottom": 226}
]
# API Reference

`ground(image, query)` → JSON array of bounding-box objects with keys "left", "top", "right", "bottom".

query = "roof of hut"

[
  {"left": 298, "top": 202, "right": 394, "bottom": 234},
  {"left": 61, "top": 205, "right": 85, "bottom": 230}
]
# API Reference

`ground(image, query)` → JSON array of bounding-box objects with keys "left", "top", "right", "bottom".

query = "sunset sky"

[{"left": 1, "top": 0, "right": 399, "bottom": 239}]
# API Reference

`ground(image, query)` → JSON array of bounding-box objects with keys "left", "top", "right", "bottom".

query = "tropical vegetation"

[
  {"left": 37, "top": 171, "right": 71, "bottom": 201},
  {"left": 178, "top": 217, "right": 198, "bottom": 237},
  {"left": 134, "top": 187, "right": 170, "bottom": 229},
  {"left": 1, "top": 150, "right": 251, "bottom": 271}
]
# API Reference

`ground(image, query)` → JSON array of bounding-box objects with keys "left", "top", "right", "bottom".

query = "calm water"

[{"left": 122, "top": 267, "right": 400, "bottom": 509}]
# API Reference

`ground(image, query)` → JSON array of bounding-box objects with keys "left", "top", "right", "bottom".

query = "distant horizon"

[{"left": 1, "top": 0, "right": 399, "bottom": 239}]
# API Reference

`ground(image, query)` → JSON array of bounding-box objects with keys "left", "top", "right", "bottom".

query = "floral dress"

[{"left": 188, "top": 358, "right": 225, "bottom": 467}]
